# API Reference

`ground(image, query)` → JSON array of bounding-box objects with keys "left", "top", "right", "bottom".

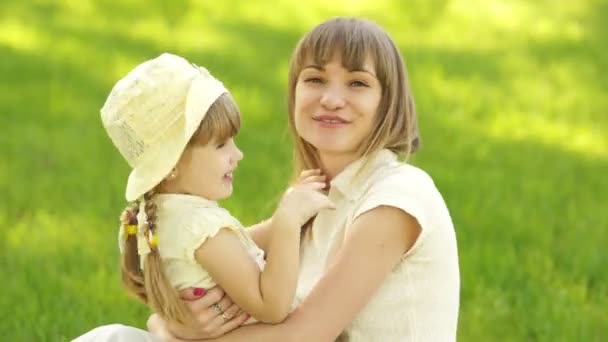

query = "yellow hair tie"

[
  {"left": 149, "top": 234, "right": 159, "bottom": 247},
  {"left": 125, "top": 224, "right": 137, "bottom": 235}
]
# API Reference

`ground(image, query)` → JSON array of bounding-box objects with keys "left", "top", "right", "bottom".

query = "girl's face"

[
  {"left": 294, "top": 56, "right": 382, "bottom": 163},
  {"left": 171, "top": 137, "right": 243, "bottom": 200}
]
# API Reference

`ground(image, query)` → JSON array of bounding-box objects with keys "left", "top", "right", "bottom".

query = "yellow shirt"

[
  {"left": 148, "top": 194, "right": 265, "bottom": 290},
  {"left": 296, "top": 149, "right": 460, "bottom": 341}
]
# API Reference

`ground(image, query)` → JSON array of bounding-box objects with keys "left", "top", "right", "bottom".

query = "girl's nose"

[{"left": 233, "top": 145, "right": 244, "bottom": 162}]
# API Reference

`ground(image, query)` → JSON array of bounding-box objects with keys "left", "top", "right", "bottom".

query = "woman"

[{"left": 150, "top": 16, "right": 460, "bottom": 341}]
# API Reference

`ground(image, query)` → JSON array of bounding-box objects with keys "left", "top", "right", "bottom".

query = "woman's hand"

[
  {"left": 147, "top": 286, "right": 249, "bottom": 340},
  {"left": 147, "top": 314, "right": 182, "bottom": 342}
]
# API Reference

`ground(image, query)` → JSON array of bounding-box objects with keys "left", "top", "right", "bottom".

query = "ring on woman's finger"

[
  {"left": 221, "top": 312, "right": 231, "bottom": 322},
  {"left": 212, "top": 303, "right": 224, "bottom": 314}
]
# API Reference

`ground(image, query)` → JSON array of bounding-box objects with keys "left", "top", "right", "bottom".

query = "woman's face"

[{"left": 294, "top": 56, "right": 382, "bottom": 161}]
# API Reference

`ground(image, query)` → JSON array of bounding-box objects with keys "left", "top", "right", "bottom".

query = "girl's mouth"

[{"left": 223, "top": 171, "right": 233, "bottom": 183}]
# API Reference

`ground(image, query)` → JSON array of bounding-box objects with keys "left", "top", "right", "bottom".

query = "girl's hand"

[
  {"left": 274, "top": 170, "right": 334, "bottom": 229},
  {"left": 296, "top": 169, "right": 328, "bottom": 187},
  {"left": 148, "top": 286, "right": 249, "bottom": 340}
]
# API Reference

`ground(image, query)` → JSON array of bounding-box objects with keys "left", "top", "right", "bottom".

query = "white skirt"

[{"left": 72, "top": 324, "right": 160, "bottom": 342}]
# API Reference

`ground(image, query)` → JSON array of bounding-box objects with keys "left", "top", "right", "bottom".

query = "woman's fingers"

[
  {"left": 146, "top": 313, "right": 164, "bottom": 334},
  {"left": 191, "top": 294, "right": 238, "bottom": 336},
  {"left": 216, "top": 295, "right": 234, "bottom": 315},
  {"left": 161, "top": 315, "right": 204, "bottom": 340},
  {"left": 212, "top": 311, "right": 250, "bottom": 338},
  {"left": 222, "top": 302, "right": 241, "bottom": 320},
  {"left": 195, "top": 308, "right": 246, "bottom": 338},
  {"left": 162, "top": 286, "right": 245, "bottom": 340}
]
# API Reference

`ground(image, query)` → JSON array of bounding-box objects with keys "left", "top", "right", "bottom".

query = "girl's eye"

[{"left": 217, "top": 137, "right": 235, "bottom": 149}]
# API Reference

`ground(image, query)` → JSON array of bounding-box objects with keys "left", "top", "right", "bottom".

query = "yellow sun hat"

[{"left": 101, "top": 53, "right": 227, "bottom": 201}]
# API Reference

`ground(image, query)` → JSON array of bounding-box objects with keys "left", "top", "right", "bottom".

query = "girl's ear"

[{"left": 164, "top": 168, "right": 178, "bottom": 182}]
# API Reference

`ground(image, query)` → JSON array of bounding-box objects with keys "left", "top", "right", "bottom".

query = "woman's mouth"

[{"left": 313, "top": 114, "right": 350, "bottom": 128}]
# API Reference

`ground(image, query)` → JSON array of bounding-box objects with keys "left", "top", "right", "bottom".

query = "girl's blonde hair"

[
  {"left": 119, "top": 93, "right": 240, "bottom": 323},
  {"left": 287, "top": 17, "right": 420, "bottom": 178}
]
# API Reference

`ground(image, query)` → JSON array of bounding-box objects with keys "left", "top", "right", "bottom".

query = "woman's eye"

[
  {"left": 305, "top": 77, "right": 324, "bottom": 83},
  {"left": 350, "top": 80, "right": 368, "bottom": 87},
  {"left": 217, "top": 142, "right": 226, "bottom": 149}
]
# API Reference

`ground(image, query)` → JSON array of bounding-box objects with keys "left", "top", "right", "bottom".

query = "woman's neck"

[{"left": 318, "top": 151, "right": 359, "bottom": 180}]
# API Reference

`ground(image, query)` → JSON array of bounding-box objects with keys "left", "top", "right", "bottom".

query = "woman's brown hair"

[{"left": 287, "top": 17, "right": 420, "bottom": 178}]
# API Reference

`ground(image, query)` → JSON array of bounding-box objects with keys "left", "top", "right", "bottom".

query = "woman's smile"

[{"left": 312, "top": 114, "right": 352, "bottom": 128}]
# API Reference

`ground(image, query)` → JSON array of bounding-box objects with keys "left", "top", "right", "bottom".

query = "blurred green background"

[{"left": 1, "top": 0, "right": 606, "bottom": 341}]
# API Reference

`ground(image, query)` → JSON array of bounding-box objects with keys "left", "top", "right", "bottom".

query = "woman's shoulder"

[
  {"left": 355, "top": 160, "right": 454, "bottom": 240},
  {"left": 358, "top": 161, "right": 449, "bottom": 220},
  {"left": 368, "top": 161, "right": 438, "bottom": 196}
]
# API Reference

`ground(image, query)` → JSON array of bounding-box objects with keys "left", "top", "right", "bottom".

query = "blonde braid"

[
  {"left": 143, "top": 190, "right": 159, "bottom": 251},
  {"left": 140, "top": 190, "right": 192, "bottom": 323},
  {"left": 119, "top": 199, "right": 147, "bottom": 303}
]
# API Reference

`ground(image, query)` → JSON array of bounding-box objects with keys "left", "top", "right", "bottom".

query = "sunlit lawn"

[{"left": 1, "top": 0, "right": 606, "bottom": 341}]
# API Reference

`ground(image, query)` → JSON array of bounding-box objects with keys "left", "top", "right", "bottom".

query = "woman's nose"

[{"left": 319, "top": 85, "right": 346, "bottom": 110}]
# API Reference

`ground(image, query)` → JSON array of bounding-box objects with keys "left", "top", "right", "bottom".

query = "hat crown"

[{"left": 101, "top": 53, "right": 204, "bottom": 166}]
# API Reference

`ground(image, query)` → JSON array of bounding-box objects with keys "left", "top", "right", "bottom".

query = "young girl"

[{"left": 100, "top": 53, "right": 333, "bottom": 326}]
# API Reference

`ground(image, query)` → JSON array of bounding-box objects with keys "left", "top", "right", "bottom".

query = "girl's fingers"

[
  {"left": 303, "top": 182, "right": 328, "bottom": 190},
  {"left": 299, "top": 175, "right": 327, "bottom": 184},
  {"left": 298, "top": 169, "right": 322, "bottom": 180},
  {"left": 179, "top": 287, "right": 206, "bottom": 301}
]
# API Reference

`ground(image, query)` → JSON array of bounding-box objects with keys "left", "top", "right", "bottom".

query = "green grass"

[{"left": 1, "top": 0, "right": 606, "bottom": 341}]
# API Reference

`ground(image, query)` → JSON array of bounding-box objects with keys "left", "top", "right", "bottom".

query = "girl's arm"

[
  {"left": 195, "top": 217, "right": 298, "bottom": 324},
  {"left": 247, "top": 219, "right": 272, "bottom": 252},
  {"left": 213, "top": 205, "right": 422, "bottom": 341},
  {"left": 196, "top": 182, "right": 333, "bottom": 324},
  {"left": 249, "top": 170, "right": 327, "bottom": 252}
]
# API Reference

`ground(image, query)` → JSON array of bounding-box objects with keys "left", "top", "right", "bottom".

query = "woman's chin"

[{"left": 312, "top": 144, "right": 358, "bottom": 158}]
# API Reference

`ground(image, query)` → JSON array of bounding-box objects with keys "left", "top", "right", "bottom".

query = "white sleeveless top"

[{"left": 295, "top": 149, "right": 460, "bottom": 341}]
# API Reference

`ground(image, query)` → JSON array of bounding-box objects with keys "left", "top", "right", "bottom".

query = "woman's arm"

[
  {"left": 209, "top": 205, "right": 422, "bottom": 341},
  {"left": 285, "top": 205, "right": 421, "bottom": 340}
]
